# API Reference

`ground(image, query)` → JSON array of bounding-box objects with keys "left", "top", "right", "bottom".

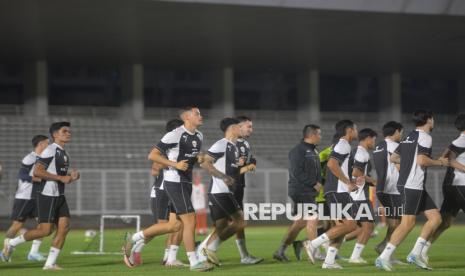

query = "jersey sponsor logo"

[
  {"left": 373, "top": 146, "right": 384, "bottom": 153},
  {"left": 402, "top": 136, "right": 415, "bottom": 144}
]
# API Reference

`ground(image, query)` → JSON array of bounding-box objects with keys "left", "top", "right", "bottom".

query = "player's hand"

[
  {"left": 438, "top": 157, "right": 449, "bottom": 167},
  {"left": 223, "top": 176, "right": 235, "bottom": 186},
  {"left": 175, "top": 160, "right": 189, "bottom": 171},
  {"left": 347, "top": 180, "right": 358, "bottom": 192},
  {"left": 197, "top": 153, "right": 205, "bottom": 164},
  {"left": 60, "top": 175, "right": 73, "bottom": 184},
  {"left": 355, "top": 176, "right": 365, "bottom": 186},
  {"left": 313, "top": 182, "right": 323, "bottom": 193},
  {"left": 247, "top": 163, "right": 256, "bottom": 172},
  {"left": 238, "top": 157, "right": 246, "bottom": 167},
  {"left": 70, "top": 169, "right": 80, "bottom": 181}
]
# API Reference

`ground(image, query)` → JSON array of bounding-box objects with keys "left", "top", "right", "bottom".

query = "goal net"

[{"left": 71, "top": 215, "right": 141, "bottom": 255}]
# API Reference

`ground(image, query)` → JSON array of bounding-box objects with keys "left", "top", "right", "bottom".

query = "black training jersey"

[
  {"left": 324, "top": 139, "right": 352, "bottom": 194},
  {"left": 155, "top": 125, "right": 203, "bottom": 183},
  {"left": 236, "top": 138, "right": 252, "bottom": 187},
  {"left": 15, "top": 151, "right": 39, "bottom": 200},
  {"left": 443, "top": 134, "right": 465, "bottom": 187},
  {"left": 395, "top": 129, "right": 432, "bottom": 191},
  {"left": 36, "top": 143, "right": 70, "bottom": 197},
  {"left": 207, "top": 138, "right": 240, "bottom": 194}
]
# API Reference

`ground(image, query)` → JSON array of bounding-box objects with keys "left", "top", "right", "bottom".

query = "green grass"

[{"left": 2, "top": 225, "right": 465, "bottom": 275}]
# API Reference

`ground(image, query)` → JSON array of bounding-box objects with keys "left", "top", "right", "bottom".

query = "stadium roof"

[{"left": 1, "top": 0, "right": 464, "bottom": 76}]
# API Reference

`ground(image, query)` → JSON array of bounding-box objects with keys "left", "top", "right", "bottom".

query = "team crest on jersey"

[
  {"left": 240, "top": 146, "right": 245, "bottom": 153},
  {"left": 192, "top": 140, "right": 197, "bottom": 148}
]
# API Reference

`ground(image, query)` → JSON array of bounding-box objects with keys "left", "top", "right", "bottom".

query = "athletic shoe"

[
  {"left": 292, "top": 240, "right": 303, "bottom": 261},
  {"left": 375, "top": 257, "right": 394, "bottom": 272},
  {"left": 27, "top": 252, "right": 46, "bottom": 261},
  {"left": 272, "top": 251, "right": 290, "bottom": 262},
  {"left": 122, "top": 232, "right": 135, "bottom": 268},
  {"left": 201, "top": 247, "right": 220, "bottom": 267},
  {"left": 1, "top": 239, "right": 14, "bottom": 262},
  {"left": 348, "top": 257, "right": 367, "bottom": 264},
  {"left": 240, "top": 255, "right": 264, "bottom": 265},
  {"left": 190, "top": 261, "right": 214, "bottom": 272},
  {"left": 165, "top": 260, "right": 189, "bottom": 267},
  {"left": 406, "top": 254, "right": 432, "bottom": 270},
  {"left": 133, "top": 252, "right": 142, "bottom": 266},
  {"left": 43, "top": 264, "right": 63, "bottom": 270},
  {"left": 302, "top": 240, "right": 316, "bottom": 264},
  {"left": 322, "top": 262, "right": 343, "bottom": 269},
  {"left": 420, "top": 254, "right": 429, "bottom": 266}
]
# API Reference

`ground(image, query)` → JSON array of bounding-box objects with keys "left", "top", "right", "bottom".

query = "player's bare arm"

[
  {"left": 200, "top": 154, "right": 234, "bottom": 186},
  {"left": 327, "top": 157, "right": 356, "bottom": 191},
  {"left": 148, "top": 148, "right": 188, "bottom": 171},
  {"left": 34, "top": 162, "right": 73, "bottom": 184}
]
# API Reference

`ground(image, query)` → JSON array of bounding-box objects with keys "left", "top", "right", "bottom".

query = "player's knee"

[
  {"left": 38, "top": 225, "right": 53, "bottom": 236},
  {"left": 430, "top": 214, "right": 442, "bottom": 227},
  {"left": 345, "top": 221, "right": 357, "bottom": 233},
  {"left": 169, "top": 220, "right": 182, "bottom": 232}
]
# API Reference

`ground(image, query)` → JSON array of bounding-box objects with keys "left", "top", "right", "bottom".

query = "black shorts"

[
  {"left": 10, "top": 199, "right": 37, "bottom": 222},
  {"left": 440, "top": 185, "right": 465, "bottom": 216},
  {"left": 403, "top": 188, "right": 437, "bottom": 215},
  {"left": 290, "top": 193, "right": 316, "bottom": 216},
  {"left": 208, "top": 193, "right": 242, "bottom": 221},
  {"left": 233, "top": 185, "right": 245, "bottom": 209},
  {"left": 353, "top": 200, "right": 375, "bottom": 222},
  {"left": 37, "top": 194, "right": 70, "bottom": 224},
  {"left": 155, "top": 188, "right": 176, "bottom": 221},
  {"left": 163, "top": 181, "right": 195, "bottom": 215},
  {"left": 377, "top": 192, "right": 403, "bottom": 219},
  {"left": 325, "top": 192, "right": 356, "bottom": 220}
]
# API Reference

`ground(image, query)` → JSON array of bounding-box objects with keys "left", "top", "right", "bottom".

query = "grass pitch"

[{"left": 1, "top": 225, "right": 465, "bottom": 275}]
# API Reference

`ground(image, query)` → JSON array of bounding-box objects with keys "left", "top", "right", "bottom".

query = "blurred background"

[{"left": 0, "top": 0, "right": 464, "bottom": 226}]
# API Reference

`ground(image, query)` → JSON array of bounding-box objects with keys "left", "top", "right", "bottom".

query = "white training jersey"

[
  {"left": 15, "top": 152, "right": 38, "bottom": 200},
  {"left": 350, "top": 146, "right": 370, "bottom": 201}
]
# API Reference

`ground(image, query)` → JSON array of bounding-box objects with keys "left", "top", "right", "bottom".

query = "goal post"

[{"left": 71, "top": 215, "right": 141, "bottom": 255}]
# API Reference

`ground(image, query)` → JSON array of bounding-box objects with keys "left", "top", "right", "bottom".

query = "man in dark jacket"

[{"left": 273, "top": 124, "right": 322, "bottom": 261}]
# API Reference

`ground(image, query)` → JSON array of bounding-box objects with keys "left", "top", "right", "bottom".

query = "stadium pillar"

[
  {"left": 379, "top": 72, "right": 402, "bottom": 122},
  {"left": 23, "top": 60, "right": 48, "bottom": 116},
  {"left": 297, "top": 70, "right": 320, "bottom": 122},
  {"left": 211, "top": 67, "right": 234, "bottom": 117},
  {"left": 121, "top": 63, "right": 144, "bottom": 120},
  {"left": 459, "top": 78, "right": 465, "bottom": 113}
]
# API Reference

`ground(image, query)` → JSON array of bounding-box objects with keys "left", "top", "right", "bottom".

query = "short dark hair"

[
  {"left": 455, "top": 114, "right": 465, "bottom": 131},
  {"left": 302, "top": 124, "right": 320, "bottom": 138},
  {"left": 335, "top": 120, "right": 355, "bottom": 137},
  {"left": 49, "top": 121, "right": 70, "bottom": 137},
  {"left": 382, "top": 121, "right": 404, "bottom": 137},
  {"left": 165, "top": 118, "right": 183, "bottom": 132},
  {"left": 412, "top": 110, "right": 433, "bottom": 127},
  {"left": 236, "top": 115, "right": 252, "bottom": 123},
  {"left": 358, "top": 128, "right": 377, "bottom": 141},
  {"left": 32, "top": 135, "right": 48, "bottom": 148},
  {"left": 179, "top": 106, "right": 198, "bottom": 117},
  {"left": 220, "top": 117, "right": 240, "bottom": 132}
]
